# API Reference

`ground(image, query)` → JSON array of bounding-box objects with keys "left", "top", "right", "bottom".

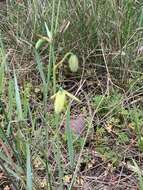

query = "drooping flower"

[
  {"left": 68, "top": 54, "right": 79, "bottom": 72},
  {"left": 51, "top": 88, "right": 81, "bottom": 114},
  {"left": 54, "top": 89, "right": 66, "bottom": 114}
]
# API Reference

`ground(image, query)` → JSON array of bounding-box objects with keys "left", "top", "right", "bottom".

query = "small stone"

[{"left": 70, "top": 114, "right": 85, "bottom": 135}]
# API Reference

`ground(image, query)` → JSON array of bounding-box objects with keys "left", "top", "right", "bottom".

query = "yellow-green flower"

[
  {"left": 54, "top": 90, "right": 66, "bottom": 114},
  {"left": 68, "top": 54, "right": 79, "bottom": 72},
  {"left": 51, "top": 88, "right": 81, "bottom": 114}
]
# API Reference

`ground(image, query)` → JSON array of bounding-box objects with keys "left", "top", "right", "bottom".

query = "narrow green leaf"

[
  {"left": 53, "top": 114, "right": 64, "bottom": 189},
  {"left": 65, "top": 91, "right": 81, "bottom": 103},
  {"left": 0, "top": 39, "right": 6, "bottom": 95},
  {"left": 13, "top": 70, "right": 23, "bottom": 120},
  {"left": 66, "top": 106, "right": 74, "bottom": 168},
  {"left": 26, "top": 144, "right": 33, "bottom": 190},
  {"left": 44, "top": 22, "right": 52, "bottom": 40},
  {"left": 34, "top": 50, "right": 46, "bottom": 84}
]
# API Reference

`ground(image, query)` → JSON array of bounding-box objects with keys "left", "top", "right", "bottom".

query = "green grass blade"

[
  {"left": 54, "top": 0, "right": 61, "bottom": 34},
  {"left": 26, "top": 143, "right": 33, "bottom": 190},
  {"left": 66, "top": 105, "right": 74, "bottom": 169},
  {"left": 34, "top": 50, "right": 46, "bottom": 84},
  {"left": 0, "top": 37, "right": 6, "bottom": 95},
  {"left": 53, "top": 114, "right": 64, "bottom": 189},
  {"left": 13, "top": 70, "right": 23, "bottom": 120},
  {"left": 44, "top": 22, "right": 52, "bottom": 40},
  {"left": 139, "top": 6, "right": 143, "bottom": 27},
  {"left": 8, "top": 80, "right": 14, "bottom": 122}
]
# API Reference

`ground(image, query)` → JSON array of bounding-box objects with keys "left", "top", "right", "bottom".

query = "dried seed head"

[
  {"left": 68, "top": 54, "right": 79, "bottom": 72},
  {"left": 54, "top": 90, "right": 66, "bottom": 114}
]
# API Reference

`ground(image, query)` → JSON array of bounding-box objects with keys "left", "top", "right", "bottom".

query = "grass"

[{"left": 0, "top": 0, "right": 143, "bottom": 189}]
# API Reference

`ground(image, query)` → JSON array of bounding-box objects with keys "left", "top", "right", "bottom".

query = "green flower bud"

[{"left": 68, "top": 54, "right": 79, "bottom": 72}]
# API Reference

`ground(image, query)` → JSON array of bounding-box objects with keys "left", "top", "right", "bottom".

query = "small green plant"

[
  {"left": 35, "top": 22, "right": 79, "bottom": 107},
  {"left": 128, "top": 108, "right": 143, "bottom": 151},
  {"left": 117, "top": 132, "right": 130, "bottom": 144},
  {"left": 35, "top": 21, "right": 81, "bottom": 188}
]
